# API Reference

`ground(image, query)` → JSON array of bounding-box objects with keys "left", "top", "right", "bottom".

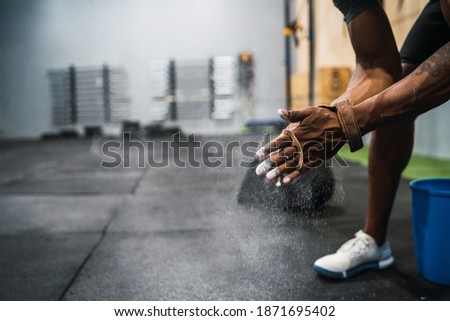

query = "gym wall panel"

[{"left": 0, "top": 0, "right": 285, "bottom": 138}]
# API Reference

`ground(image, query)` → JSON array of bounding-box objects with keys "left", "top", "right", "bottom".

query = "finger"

[
  {"left": 282, "top": 169, "right": 300, "bottom": 185},
  {"left": 255, "top": 159, "right": 272, "bottom": 176},
  {"left": 255, "top": 133, "right": 291, "bottom": 160},
  {"left": 282, "top": 161, "right": 314, "bottom": 185},
  {"left": 265, "top": 158, "right": 299, "bottom": 180},
  {"left": 267, "top": 146, "right": 297, "bottom": 166},
  {"left": 255, "top": 146, "right": 296, "bottom": 176},
  {"left": 278, "top": 107, "right": 312, "bottom": 123}
]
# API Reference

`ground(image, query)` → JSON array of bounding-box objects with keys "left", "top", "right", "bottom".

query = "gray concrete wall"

[
  {"left": 0, "top": 0, "right": 285, "bottom": 138},
  {"left": 414, "top": 101, "right": 450, "bottom": 159}
]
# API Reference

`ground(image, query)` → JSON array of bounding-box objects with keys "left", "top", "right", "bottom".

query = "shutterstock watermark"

[{"left": 97, "top": 132, "right": 348, "bottom": 169}]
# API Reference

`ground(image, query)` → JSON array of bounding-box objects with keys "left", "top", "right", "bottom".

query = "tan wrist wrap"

[
  {"left": 334, "top": 100, "right": 363, "bottom": 152},
  {"left": 282, "top": 129, "right": 304, "bottom": 171}
]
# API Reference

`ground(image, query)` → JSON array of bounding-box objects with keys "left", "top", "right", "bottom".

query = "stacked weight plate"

[
  {"left": 76, "top": 66, "right": 130, "bottom": 124},
  {"left": 149, "top": 60, "right": 171, "bottom": 121},
  {"left": 175, "top": 59, "right": 210, "bottom": 120},
  {"left": 48, "top": 69, "right": 73, "bottom": 126},
  {"left": 107, "top": 67, "right": 130, "bottom": 123},
  {"left": 75, "top": 68, "right": 106, "bottom": 124},
  {"left": 48, "top": 65, "right": 130, "bottom": 127},
  {"left": 211, "top": 56, "right": 236, "bottom": 120}
]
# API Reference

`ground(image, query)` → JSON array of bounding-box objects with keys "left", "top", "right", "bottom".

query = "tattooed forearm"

[{"left": 413, "top": 42, "right": 450, "bottom": 77}]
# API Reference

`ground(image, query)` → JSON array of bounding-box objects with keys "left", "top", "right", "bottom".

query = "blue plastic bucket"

[{"left": 410, "top": 178, "right": 450, "bottom": 286}]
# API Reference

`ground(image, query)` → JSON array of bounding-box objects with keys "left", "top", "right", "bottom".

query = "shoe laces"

[{"left": 337, "top": 231, "right": 372, "bottom": 257}]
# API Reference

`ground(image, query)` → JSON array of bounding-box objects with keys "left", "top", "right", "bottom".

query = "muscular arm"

[
  {"left": 333, "top": 0, "right": 402, "bottom": 105},
  {"left": 255, "top": 1, "right": 450, "bottom": 184},
  {"left": 354, "top": 41, "right": 450, "bottom": 135},
  {"left": 353, "top": 0, "right": 450, "bottom": 133}
]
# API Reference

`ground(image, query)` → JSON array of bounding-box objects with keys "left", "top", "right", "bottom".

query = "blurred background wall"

[
  {"left": 0, "top": 0, "right": 449, "bottom": 159},
  {"left": 0, "top": 0, "right": 286, "bottom": 138}
]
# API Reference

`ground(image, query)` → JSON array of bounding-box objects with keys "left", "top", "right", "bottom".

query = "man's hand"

[{"left": 255, "top": 106, "right": 348, "bottom": 185}]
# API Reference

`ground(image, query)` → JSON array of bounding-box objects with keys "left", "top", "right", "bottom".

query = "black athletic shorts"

[
  {"left": 333, "top": 0, "right": 450, "bottom": 66},
  {"left": 333, "top": 0, "right": 378, "bottom": 23},
  {"left": 400, "top": 0, "right": 450, "bottom": 65}
]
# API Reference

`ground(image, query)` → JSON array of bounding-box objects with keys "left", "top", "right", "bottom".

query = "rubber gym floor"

[{"left": 0, "top": 136, "right": 449, "bottom": 300}]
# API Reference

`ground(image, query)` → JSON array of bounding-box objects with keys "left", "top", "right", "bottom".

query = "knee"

[{"left": 370, "top": 122, "right": 415, "bottom": 170}]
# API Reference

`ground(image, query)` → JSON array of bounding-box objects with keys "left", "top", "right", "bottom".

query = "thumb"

[{"left": 277, "top": 108, "right": 312, "bottom": 123}]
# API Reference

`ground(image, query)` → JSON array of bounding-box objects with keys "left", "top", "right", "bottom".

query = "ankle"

[{"left": 362, "top": 228, "right": 386, "bottom": 246}]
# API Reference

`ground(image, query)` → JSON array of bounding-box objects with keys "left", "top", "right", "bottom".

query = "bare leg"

[
  {"left": 342, "top": 3, "right": 402, "bottom": 104},
  {"left": 364, "top": 63, "right": 417, "bottom": 245},
  {"left": 330, "top": 4, "right": 410, "bottom": 246}
]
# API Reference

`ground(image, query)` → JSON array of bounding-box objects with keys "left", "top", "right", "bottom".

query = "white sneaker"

[{"left": 313, "top": 230, "right": 394, "bottom": 279}]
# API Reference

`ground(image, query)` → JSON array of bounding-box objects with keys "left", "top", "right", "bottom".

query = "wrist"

[
  {"left": 352, "top": 99, "right": 377, "bottom": 136},
  {"left": 334, "top": 100, "right": 364, "bottom": 152}
]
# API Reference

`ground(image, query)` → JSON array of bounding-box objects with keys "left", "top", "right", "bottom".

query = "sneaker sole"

[{"left": 313, "top": 256, "right": 394, "bottom": 279}]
